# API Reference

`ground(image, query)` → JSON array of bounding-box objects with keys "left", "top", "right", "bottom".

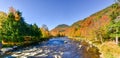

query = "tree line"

[{"left": 0, "top": 7, "right": 50, "bottom": 45}]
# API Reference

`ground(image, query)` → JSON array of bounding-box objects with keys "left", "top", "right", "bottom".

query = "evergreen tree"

[{"left": 0, "top": 11, "right": 26, "bottom": 42}]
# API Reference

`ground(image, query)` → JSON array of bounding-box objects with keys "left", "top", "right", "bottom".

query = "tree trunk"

[
  {"left": 116, "top": 27, "right": 119, "bottom": 45},
  {"left": 100, "top": 35, "right": 103, "bottom": 43},
  {"left": 116, "top": 35, "right": 119, "bottom": 44}
]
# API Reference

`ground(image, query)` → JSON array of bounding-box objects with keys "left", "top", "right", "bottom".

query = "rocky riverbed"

[{"left": 0, "top": 37, "right": 100, "bottom": 58}]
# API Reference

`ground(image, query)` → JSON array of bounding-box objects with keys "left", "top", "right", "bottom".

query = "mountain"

[
  {"left": 55, "top": 24, "right": 69, "bottom": 28},
  {"left": 50, "top": 24, "right": 69, "bottom": 36},
  {"left": 51, "top": 3, "right": 120, "bottom": 41},
  {"left": 66, "top": 3, "right": 120, "bottom": 40}
]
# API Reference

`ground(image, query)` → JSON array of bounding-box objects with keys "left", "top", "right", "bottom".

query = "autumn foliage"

[{"left": 51, "top": 3, "right": 120, "bottom": 41}]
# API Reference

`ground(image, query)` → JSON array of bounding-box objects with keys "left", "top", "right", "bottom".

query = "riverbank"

[
  {"left": 69, "top": 37, "right": 101, "bottom": 58},
  {"left": 2, "top": 37, "right": 50, "bottom": 47},
  {"left": 70, "top": 37, "right": 120, "bottom": 58},
  {"left": 97, "top": 41, "right": 120, "bottom": 58},
  {"left": 0, "top": 37, "right": 50, "bottom": 56}
]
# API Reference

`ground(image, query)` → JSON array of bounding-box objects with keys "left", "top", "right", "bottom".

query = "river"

[{"left": 1, "top": 37, "right": 94, "bottom": 58}]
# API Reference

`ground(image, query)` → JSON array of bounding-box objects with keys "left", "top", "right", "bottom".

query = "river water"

[{"left": 2, "top": 37, "right": 83, "bottom": 58}]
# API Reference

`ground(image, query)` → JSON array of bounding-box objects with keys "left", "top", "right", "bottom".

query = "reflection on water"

[
  {"left": 46, "top": 38, "right": 65, "bottom": 46},
  {"left": 2, "top": 37, "right": 83, "bottom": 58}
]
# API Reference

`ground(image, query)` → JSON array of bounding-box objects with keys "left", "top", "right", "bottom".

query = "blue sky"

[{"left": 0, "top": 0, "right": 114, "bottom": 30}]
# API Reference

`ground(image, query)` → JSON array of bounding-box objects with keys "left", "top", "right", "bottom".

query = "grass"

[
  {"left": 72, "top": 37, "right": 120, "bottom": 58},
  {"left": 96, "top": 41, "right": 120, "bottom": 58}
]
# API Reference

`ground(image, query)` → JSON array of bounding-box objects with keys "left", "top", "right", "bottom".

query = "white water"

[{"left": 3, "top": 37, "right": 83, "bottom": 58}]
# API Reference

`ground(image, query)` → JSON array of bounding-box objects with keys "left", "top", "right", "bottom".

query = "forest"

[{"left": 0, "top": 7, "right": 51, "bottom": 46}]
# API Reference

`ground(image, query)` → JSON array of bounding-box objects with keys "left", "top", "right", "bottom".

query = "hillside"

[
  {"left": 51, "top": 3, "right": 120, "bottom": 40},
  {"left": 50, "top": 24, "right": 69, "bottom": 36},
  {"left": 66, "top": 3, "right": 120, "bottom": 40}
]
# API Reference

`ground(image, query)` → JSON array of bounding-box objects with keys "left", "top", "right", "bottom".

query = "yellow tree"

[{"left": 40, "top": 24, "right": 50, "bottom": 38}]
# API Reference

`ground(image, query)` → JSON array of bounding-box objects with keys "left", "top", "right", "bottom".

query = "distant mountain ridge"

[
  {"left": 55, "top": 24, "right": 69, "bottom": 28},
  {"left": 50, "top": 24, "right": 69, "bottom": 36}
]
